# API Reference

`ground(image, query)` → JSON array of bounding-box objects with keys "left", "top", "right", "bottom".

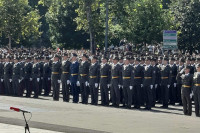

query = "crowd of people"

[{"left": 0, "top": 47, "right": 200, "bottom": 117}]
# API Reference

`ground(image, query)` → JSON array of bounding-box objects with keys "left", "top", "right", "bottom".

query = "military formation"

[{"left": 0, "top": 48, "right": 200, "bottom": 117}]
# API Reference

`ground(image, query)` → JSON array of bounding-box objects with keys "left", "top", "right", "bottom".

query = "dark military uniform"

[
  {"left": 38, "top": 61, "right": 44, "bottom": 95},
  {"left": 79, "top": 61, "right": 90, "bottom": 104},
  {"left": 169, "top": 64, "right": 177, "bottom": 105},
  {"left": 122, "top": 64, "right": 133, "bottom": 108},
  {"left": 12, "top": 62, "right": 21, "bottom": 96},
  {"left": 19, "top": 61, "right": 25, "bottom": 96},
  {"left": 61, "top": 60, "right": 71, "bottom": 102},
  {"left": 31, "top": 63, "right": 40, "bottom": 98},
  {"left": 4, "top": 62, "right": 13, "bottom": 95},
  {"left": 131, "top": 64, "right": 144, "bottom": 108},
  {"left": 100, "top": 63, "right": 111, "bottom": 106},
  {"left": 143, "top": 65, "right": 155, "bottom": 110},
  {"left": 153, "top": 64, "right": 161, "bottom": 105},
  {"left": 193, "top": 72, "right": 200, "bottom": 117},
  {"left": 70, "top": 61, "right": 79, "bottom": 103},
  {"left": 111, "top": 63, "right": 122, "bottom": 107},
  {"left": 181, "top": 73, "right": 193, "bottom": 116},
  {"left": 51, "top": 61, "right": 62, "bottom": 101},
  {"left": 43, "top": 62, "right": 51, "bottom": 96},
  {"left": 24, "top": 62, "right": 33, "bottom": 97},
  {"left": 160, "top": 65, "right": 172, "bottom": 108},
  {"left": 176, "top": 65, "right": 184, "bottom": 104},
  {"left": 89, "top": 63, "right": 100, "bottom": 105}
]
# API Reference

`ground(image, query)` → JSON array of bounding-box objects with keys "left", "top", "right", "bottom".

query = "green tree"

[
  {"left": 170, "top": 0, "right": 200, "bottom": 54},
  {"left": 0, "top": 0, "right": 41, "bottom": 49},
  {"left": 45, "top": 0, "right": 89, "bottom": 49}
]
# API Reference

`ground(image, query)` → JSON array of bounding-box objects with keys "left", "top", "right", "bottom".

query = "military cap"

[
  {"left": 185, "top": 65, "right": 191, "bottom": 70},
  {"left": 196, "top": 64, "right": 200, "bottom": 68},
  {"left": 102, "top": 55, "right": 108, "bottom": 60},
  {"left": 82, "top": 54, "right": 88, "bottom": 58},
  {"left": 145, "top": 56, "right": 151, "bottom": 61},
  {"left": 124, "top": 56, "right": 130, "bottom": 60},
  {"left": 179, "top": 58, "right": 185, "bottom": 62},
  {"left": 135, "top": 57, "right": 140, "bottom": 62},
  {"left": 169, "top": 57, "right": 175, "bottom": 61},
  {"left": 163, "top": 57, "right": 169, "bottom": 61},
  {"left": 92, "top": 56, "right": 98, "bottom": 60},
  {"left": 113, "top": 56, "right": 119, "bottom": 61},
  {"left": 72, "top": 53, "right": 77, "bottom": 57}
]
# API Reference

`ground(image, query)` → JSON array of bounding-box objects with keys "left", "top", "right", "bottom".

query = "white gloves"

[
  {"left": 30, "top": 78, "right": 32, "bottom": 81},
  {"left": 9, "top": 79, "right": 12, "bottom": 82},
  {"left": 141, "top": 84, "right": 143, "bottom": 88},
  {"left": 174, "top": 83, "right": 177, "bottom": 88},
  {"left": 85, "top": 81, "right": 89, "bottom": 86},
  {"left": 41, "top": 77, "right": 43, "bottom": 80},
  {"left": 95, "top": 83, "right": 98, "bottom": 88},
  {"left": 58, "top": 80, "right": 61, "bottom": 83},
  {"left": 67, "top": 80, "right": 70, "bottom": 85},
  {"left": 129, "top": 86, "right": 133, "bottom": 90},
  {"left": 76, "top": 81, "right": 80, "bottom": 86},
  {"left": 107, "top": 84, "right": 110, "bottom": 88},
  {"left": 18, "top": 79, "right": 21, "bottom": 83},
  {"left": 48, "top": 78, "right": 51, "bottom": 81},
  {"left": 118, "top": 85, "right": 121, "bottom": 88},
  {"left": 1, "top": 79, "right": 3, "bottom": 82},
  {"left": 190, "top": 92, "right": 193, "bottom": 99},
  {"left": 167, "top": 85, "right": 170, "bottom": 88},
  {"left": 37, "top": 78, "right": 40, "bottom": 82},
  {"left": 150, "top": 85, "right": 153, "bottom": 89},
  {"left": 155, "top": 84, "right": 158, "bottom": 89}
]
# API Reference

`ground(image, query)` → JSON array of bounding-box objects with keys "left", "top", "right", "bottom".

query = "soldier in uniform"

[
  {"left": 160, "top": 57, "right": 172, "bottom": 108},
  {"left": 61, "top": 54, "right": 71, "bottom": 102},
  {"left": 193, "top": 64, "right": 200, "bottom": 117},
  {"left": 43, "top": 56, "right": 51, "bottom": 96},
  {"left": 38, "top": 57, "right": 44, "bottom": 95},
  {"left": 4, "top": 55, "right": 13, "bottom": 96},
  {"left": 180, "top": 66, "right": 193, "bottom": 116},
  {"left": 110, "top": 56, "right": 122, "bottom": 107},
  {"left": 51, "top": 54, "right": 62, "bottom": 101},
  {"left": 31, "top": 57, "right": 41, "bottom": 98},
  {"left": 176, "top": 58, "right": 185, "bottom": 105},
  {"left": 70, "top": 53, "right": 79, "bottom": 103},
  {"left": 100, "top": 56, "right": 111, "bottom": 106},
  {"left": 122, "top": 56, "right": 133, "bottom": 109},
  {"left": 12, "top": 57, "right": 21, "bottom": 96},
  {"left": 131, "top": 57, "right": 144, "bottom": 109},
  {"left": 89, "top": 56, "right": 100, "bottom": 105},
  {"left": 78, "top": 54, "right": 90, "bottom": 104},
  {"left": 143, "top": 57, "right": 155, "bottom": 110},
  {"left": 169, "top": 57, "right": 177, "bottom": 105},
  {"left": 24, "top": 56, "right": 33, "bottom": 97}
]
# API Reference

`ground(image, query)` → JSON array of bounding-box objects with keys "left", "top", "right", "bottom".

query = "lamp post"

[{"left": 105, "top": 0, "right": 109, "bottom": 52}]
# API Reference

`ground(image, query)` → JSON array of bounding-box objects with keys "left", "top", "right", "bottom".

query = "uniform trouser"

[
  {"left": 25, "top": 79, "right": 32, "bottom": 97},
  {"left": 152, "top": 87, "right": 156, "bottom": 106},
  {"left": 133, "top": 85, "right": 141, "bottom": 107},
  {"left": 39, "top": 78, "right": 43, "bottom": 95},
  {"left": 43, "top": 78, "right": 50, "bottom": 96},
  {"left": 100, "top": 84, "right": 109, "bottom": 105},
  {"left": 4, "top": 77, "right": 12, "bottom": 95},
  {"left": 71, "top": 83, "right": 79, "bottom": 103},
  {"left": 111, "top": 83, "right": 120, "bottom": 106},
  {"left": 91, "top": 84, "right": 99, "bottom": 105},
  {"left": 52, "top": 79, "right": 60, "bottom": 100},
  {"left": 20, "top": 79, "right": 25, "bottom": 96},
  {"left": 144, "top": 86, "right": 153, "bottom": 109},
  {"left": 176, "top": 84, "right": 182, "bottom": 104},
  {"left": 80, "top": 82, "right": 89, "bottom": 104},
  {"left": 120, "top": 87, "right": 124, "bottom": 103},
  {"left": 0, "top": 80, "right": 5, "bottom": 94},
  {"left": 181, "top": 87, "right": 192, "bottom": 115},
  {"left": 123, "top": 86, "right": 133, "bottom": 107},
  {"left": 161, "top": 85, "right": 169, "bottom": 107},
  {"left": 169, "top": 84, "right": 176, "bottom": 104},
  {"left": 12, "top": 76, "right": 20, "bottom": 96},
  {"left": 156, "top": 84, "right": 162, "bottom": 102},
  {"left": 62, "top": 80, "right": 70, "bottom": 102},
  {"left": 193, "top": 87, "right": 200, "bottom": 116},
  {"left": 140, "top": 86, "right": 145, "bottom": 105},
  {"left": 32, "top": 78, "right": 39, "bottom": 98}
]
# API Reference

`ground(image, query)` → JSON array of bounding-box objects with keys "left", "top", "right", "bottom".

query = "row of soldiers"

[{"left": 0, "top": 51, "right": 200, "bottom": 117}]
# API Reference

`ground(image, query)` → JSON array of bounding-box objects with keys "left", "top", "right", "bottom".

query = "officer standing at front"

[
  {"left": 78, "top": 54, "right": 90, "bottom": 104},
  {"left": 51, "top": 55, "right": 62, "bottom": 101},
  {"left": 111, "top": 56, "right": 122, "bottom": 107},
  {"left": 61, "top": 53, "right": 71, "bottom": 102},
  {"left": 180, "top": 66, "right": 193, "bottom": 116},
  {"left": 70, "top": 53, "right": 79, "bottom": 103}
]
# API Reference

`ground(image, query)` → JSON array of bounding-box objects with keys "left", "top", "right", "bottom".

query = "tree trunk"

[
  {"left": 85, "top": 1, "right": 95, "bottom": 54},
  {"left": 8, "top": 35, "right": 11, "bottom": 51}
]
